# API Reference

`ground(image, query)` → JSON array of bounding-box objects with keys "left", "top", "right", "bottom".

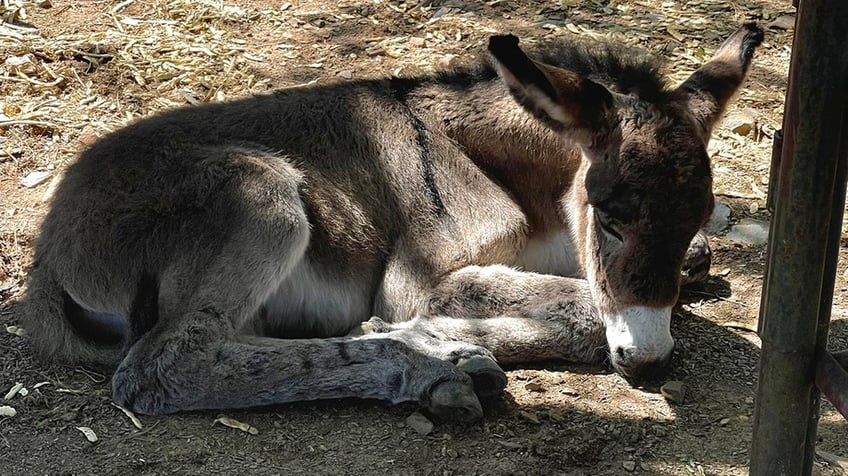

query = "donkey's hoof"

[
  {"left": 681, "top": 230, "right": 711, "bottom": 285},
  {"left": 425, "top": 379, "right": 483, "bottom": 422},
  {"left": 347, "top": 316, "right": 392, "bottom": 336},
  {"left": 456, "top": 356, "right": 508, "bottom": 398}
]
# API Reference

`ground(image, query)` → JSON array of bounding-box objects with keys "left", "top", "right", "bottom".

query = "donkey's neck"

[{"left": 407, "top": 77, "right": 582, "bottom": 232}]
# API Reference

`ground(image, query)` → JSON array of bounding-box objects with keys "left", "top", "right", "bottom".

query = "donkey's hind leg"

[{"left": 111, "top": 151, "right": 482, "bottom": 420}]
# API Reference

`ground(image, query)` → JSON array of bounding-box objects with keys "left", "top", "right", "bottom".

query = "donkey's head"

[{"left": 489, "top": 25, "right": 763, "bottom": 380}]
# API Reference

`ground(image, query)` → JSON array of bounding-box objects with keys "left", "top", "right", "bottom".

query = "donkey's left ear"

[
  {"left": 676, "top": 24, "right": 764, "bottom": 140},
  {"left": 488, "top": 35, "right": 613, "bottom": 145}
]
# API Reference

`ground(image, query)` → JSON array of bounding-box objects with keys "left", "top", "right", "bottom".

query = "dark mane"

[
  {"left": 531, "top": 38, "right": 668, "bottom": 102},
  {"left": 432, "top": 36, "right": 669, "bottom": 103}
]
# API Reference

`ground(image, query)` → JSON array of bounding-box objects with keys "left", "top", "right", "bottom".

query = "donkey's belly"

[
  {"left": 513, "top": 230, "right": 581, "bottom": 277},
  {"left": 258, "top": 259, "right": 375, "bottom": 338}
]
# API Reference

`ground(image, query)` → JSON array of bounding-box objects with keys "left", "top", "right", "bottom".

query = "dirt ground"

[{"left": 1, "top": 0, "right": 846, "bottom": 475}]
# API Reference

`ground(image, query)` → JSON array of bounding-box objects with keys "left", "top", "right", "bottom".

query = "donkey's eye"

[{"left": 595, "top": 209, "right": 623, "bottom": 242}]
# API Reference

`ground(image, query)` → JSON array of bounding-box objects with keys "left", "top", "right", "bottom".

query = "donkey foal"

[{"left": 20, "top": 24, "right": 763, "bottom": 420}]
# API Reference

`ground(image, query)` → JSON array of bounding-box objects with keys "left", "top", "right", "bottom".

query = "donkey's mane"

[
  {"left": 432, "top": 37, "right": 669, "bottom": 103},
  {"left": 534, "top": 39, "right": 668, "bottom": 102}
]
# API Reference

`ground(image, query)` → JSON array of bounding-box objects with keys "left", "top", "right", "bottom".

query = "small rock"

[
  {"left": 406, "top": 412, "right": 434, "bottom": 435},
  {"left": 78, "top": 127, "right": 100, "bottom": 146},
  {"left": 518, "top": 410, "right": 540, "bottom": 424},
  {"left": 705, "top": 201, "right": 731, "bottom": 234},
  {"left": 660, "top": 380, "right": 686, "bottom": 404},
  {"left": 445, "top": 448, "right": 458, "bottom": 458},
  {"left": 768, "top": 14, "right": 795, "bottom": 30},
  {"left": 719, "top": 417, "right": 731, "bottom": 426},
  {"left": 622, "top": 460, "right": 637, "bottom": 471},
  {"left": 724, "top": 109, "right": 757, "bottom": 136},
  {"left": 524, "top": 381, "right": 545, "bottom": 392},
  {"left": 408, "top": 37, "right": 426, "bottom": 48},
  {"left": 726, "top": 218, "right": 770, "bottom": 246},
  {"left": 337, "top": 70, "right": 353, "bottom": 80},
  {"left": 20, "top": 171, "right": 52, "bottom": 188},
  {"left": 0, "top": 405, "right": 16, "bottom": 417},
  {"left": 438, "top": 54, "right": 457, "bottom": 70}
]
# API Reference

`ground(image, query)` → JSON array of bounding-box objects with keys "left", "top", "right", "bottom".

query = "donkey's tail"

[{"left": 18, "top": 264, "right": 126, "bottom": 372}]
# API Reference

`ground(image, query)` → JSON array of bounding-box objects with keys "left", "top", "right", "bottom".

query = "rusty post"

[{"left": 749, "top": 0, "right": 848, "bottom": 474}]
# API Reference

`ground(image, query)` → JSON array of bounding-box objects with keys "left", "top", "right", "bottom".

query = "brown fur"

[{"left": 19, "top": 25, "right": 763, "bottom": 419}]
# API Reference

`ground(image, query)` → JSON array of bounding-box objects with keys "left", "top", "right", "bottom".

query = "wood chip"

[
  {"left": 722, "top": 321, "right": 759, "bottom": 333},
  {"left": 4, "top": 382, "right": 24, "bottom": 400},
  {"left": 816, "top": 449, "right": 848, "bottom": 470},
  {"left": 20, "top": 171, "right": 52, "bottom": 188},
  {"left": 5, "top": 325, "right": 26, "bottom": 336},
  {"left": 76, "top": 426, "right": 98, "bottom": 443},
  {"left": 213, "top": 415, "right": 259, "bottom": 435},
  {"left": 111, "top": 402, "right": 143, "bottom": 429}
]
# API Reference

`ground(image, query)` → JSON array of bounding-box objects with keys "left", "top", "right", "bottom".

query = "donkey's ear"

[
  {"left": 488, "top": 35, "right": 613, "bottom": 145},
  {"left": 676, "top": 24, "right": 764, "bottom": 140}
]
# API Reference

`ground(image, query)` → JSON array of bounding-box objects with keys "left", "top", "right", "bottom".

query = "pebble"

[
  {"left": 337, "top": 70, "right": 353, "bottom": 80},
  {"left": 518, "top": 410, "right": 540, "bottom": 424},
  {"left": 0, "top": 405, "right": 16, "bottom": 417},
  {"left": 768, "top": 14, "right": 795, "bottom": 30},
  {"left": 660, "top": 380, "right": 686, "bottom": 404},
  {"left": 705, "top": 201, "right": 731, "bottom": 234},
  {"left": 622, "top": 460, "right": 637, "bottom": 471},
  {"left": 406, "top": 412, "right": 434, "bottom": 435}
]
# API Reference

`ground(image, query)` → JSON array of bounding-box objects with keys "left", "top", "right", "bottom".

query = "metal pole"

[{"left": 749, "top": 0, "right": 848, "bottom": 474}]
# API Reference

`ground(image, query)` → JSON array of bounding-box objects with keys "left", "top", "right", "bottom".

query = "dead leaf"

[
  {"left": 214, "top": 415, "right": 259, "bottom": 435},
  {"left": 111, "top": 402, "right": 143, "bottom": 429},
  {"left": 5, "top": 325, "right": 26, "bottom": 337},
  {"left": 76, "top": 426, "right": 98, "bottom": 443},
  {"left": 4, "top": 382, "right": 24, "bottom": 400}
]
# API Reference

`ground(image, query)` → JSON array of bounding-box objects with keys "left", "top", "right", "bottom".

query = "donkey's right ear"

[{"left": 488, "top": 35, "right": 613, "bottom": 145}]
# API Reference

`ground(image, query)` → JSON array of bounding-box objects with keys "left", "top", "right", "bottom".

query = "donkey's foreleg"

[
  {"left": 416, "top": 265, "right": 607, "bottom": 365},
  {"left": 112, "top": 310, "right": 484, "bottom": 420}
]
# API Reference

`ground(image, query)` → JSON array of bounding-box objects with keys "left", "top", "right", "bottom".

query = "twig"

[
  {"left": 682, "top": 290, "right": 749, "bottom": 307},
  {"left": 0, "top": 119, "right": 58, "bottom": 128}
]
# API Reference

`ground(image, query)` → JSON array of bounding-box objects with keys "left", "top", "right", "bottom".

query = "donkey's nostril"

[{"left": 614, "top": 346, "right": 626, "bottom": 360}]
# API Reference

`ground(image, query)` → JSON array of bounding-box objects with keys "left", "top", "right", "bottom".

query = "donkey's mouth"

[{"left": 610, "top": 350, "right": 673, "bottom": 382}]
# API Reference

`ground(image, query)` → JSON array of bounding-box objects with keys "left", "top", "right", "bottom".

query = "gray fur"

[{"left": 19, "top": 25, "right": 761, "bottom": 419}]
